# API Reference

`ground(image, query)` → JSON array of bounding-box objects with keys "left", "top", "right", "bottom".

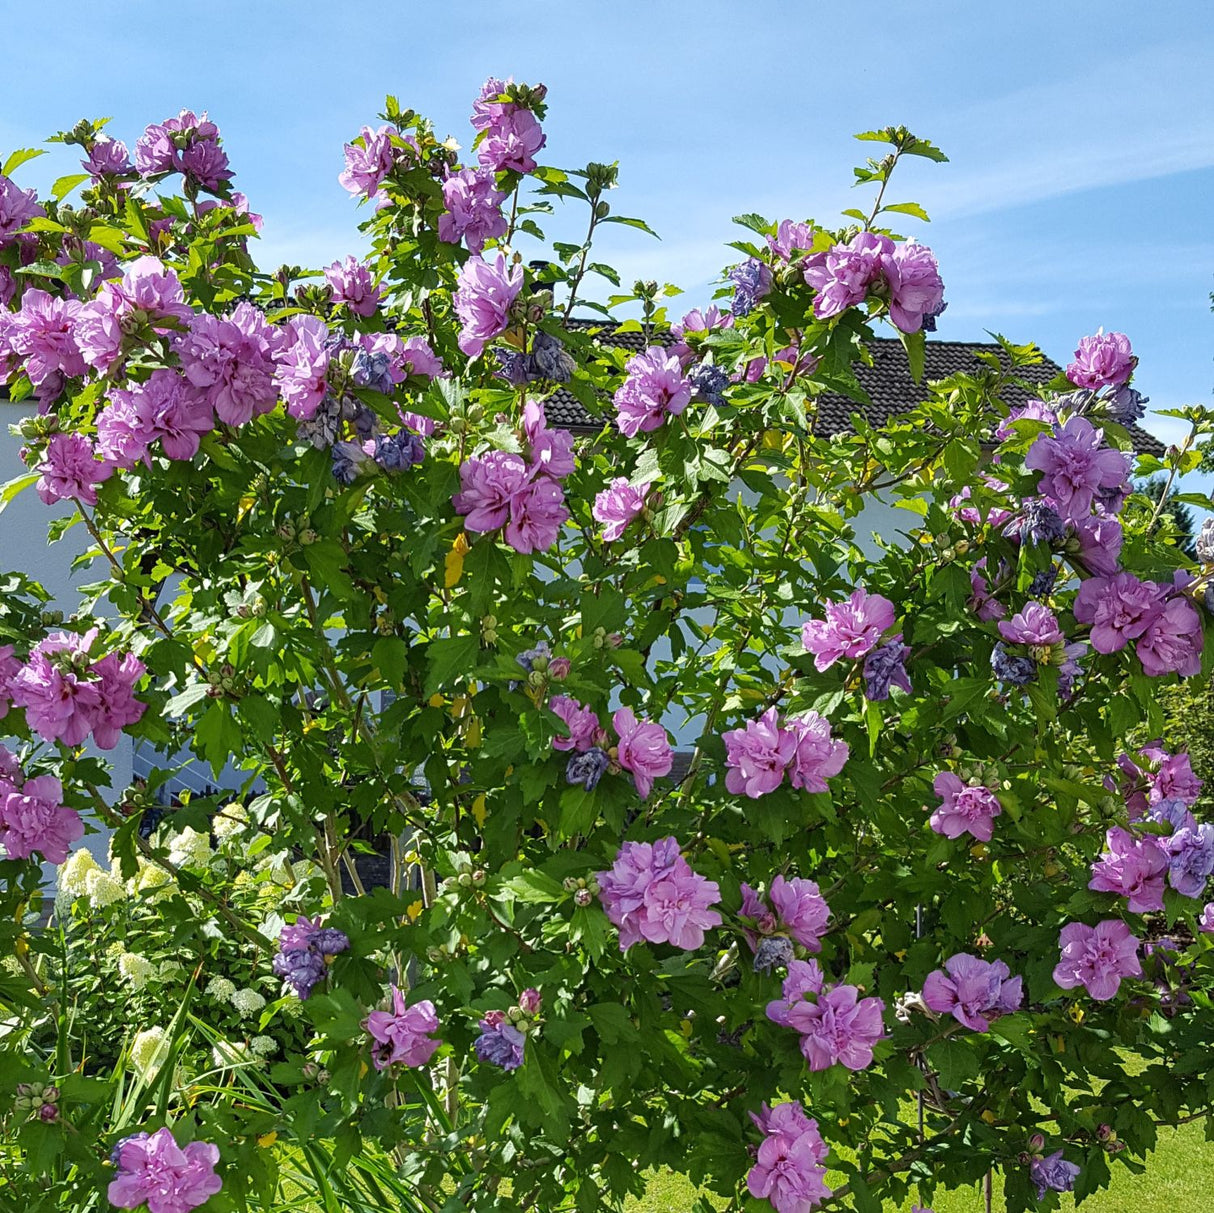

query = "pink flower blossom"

[
  {"left": 1069, "top": 514, "right": 1123, "bottom": 577},
  {"left": 521, "top": 399, "right": 575, "bottom": 480},
  {"left": 96, "top": 392, "right": 155, "bottom": 470},
  {"left": 1088, "top": 826, "right": 1169, "bottom": 913},
  {"left": 324, "top": 255, "right": 382, "bottom": 317},
  {"left": 8, "top": 289, "right": 85, "bottom": 384},
  {"left": 1136, "top": 597, "right": 1203, "bottom": 678},
  {"left": 0, "top": 173, "right": 44, "bottom": 242},
  {"left": 0, "top": 774, "right": 82, "bottom": 864},
  {"left": 364, "top": 985, "right": 442, "bottom": 1069},
  {"left": 129, "top": 369, "right": 214, "bottom": 461},
  {"left": 767, "top": 961, "right": 884, "bottom": 1071},
  {"left": 1066, "top": 330, "right": 1134, "bottom": 390},
  {"left": 107, "top": 1126, "right": 223, "bottom": 1213},
  {"left": 273, "top": 314, "right": 330, "bottom": 420},
  {"left": 339, "top": 125, "right": 397, "bottom": 198},
  {"left": 884, "top": 241, "right": 945, "bottom": 334},
  {"left": 592, "top": 477, "right": 649, "bottom": 543},
  {"left": 998, "top": 602, "right": 1063, "bottom": 647},
  {"left": 597, "top": 835, "right": 721, "bottom": 951},
  {"left": 723, "top": 707, "right": 798, "bottom": 798},
  {"left": 670, "top": 305, "right": 732, "bottom": 365},
  {"left": 764, "top": 875, "right": 832, "bottom": 951},
  {"left": 612, "top": 707, "right": 673, "bottom": 799},
  {"left": 35, "top": 432, "right": 111, "bottom": 506},
  {"left": 453, "top": 254, "right": 523, "bottom": 358},
  {"left": 0, "top": 647, "right": 19, "bottom": 720},
  {"left": 1073, "top": 572, "right": 1162, "bottom": 654},
  {"left": 477, "top": 106, "right": 546, "bottom": 174},
  {"left": 82, "top": 136, "right": 131, "bottom": 179},
  {"left": 802, "top": 231, "right": 891, "bottom": 319},
  {"left": 113, "top": 256, "right": 192, "bottom": 325},
  {"left": 786, "top": 713, "right": 849, "bottom": 793},
  {"left": 613, "top": 347, "right": 692, "bottom": 438},
  {"left": 177, "top": 302, "right": 280, "bottom": 426},
  {"left": 746, "top": 1099, "right": 832, "bottom": 1213},
  {"left": 399, "top": 336, "right": 444, "bottom": 380},
  {"left": 1024, "top": 417, "right": 1130, "bottom": 523},
  {"left": 90, "top": 651, "right": 147, "bottom": 750},
  {"left": 928, "top": 772, "right": 1001, "bottom": 842},
  {"left": 1053, "top": 919, "right": 1141, "bottom": 1001},
  {"left": 549, "top": 695, "right": 600, "bottom": 752},
  {"left": 968, "top": 561, "right": 1006, "bottom": 622},
  {"left": 439, "top": 166, "right": 508, "bottom": 252},
  {"left": 767, "top": 220, "right": 815, "bottom": 262},
  {"left": 921, "top": 953, "right": 1023, "bottom": 1032},
  {"left": 453, "top": 450, "right": 529, "bottom": 532},
  {"left": 1198, "top": 903, "right": 1214, "bottom": 935},
  {"left": 10, "top": 630, "right": 100, "bottom": 745},
  {"left": 801, "top": 588, "right": 895, "bottom": 671},
  {"left": 503, "top": 475, "right": 569, "bottom": 554}
]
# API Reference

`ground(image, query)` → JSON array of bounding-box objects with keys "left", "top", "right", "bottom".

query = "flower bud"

[
  {"left": 42, "top": 1086, "right": 59, "bottom": 1103},
  {"left": 38, "top": 1103, "right": 59, "bottom": 1123},
  {"left": 277, "top": 522, "right": 296, "bottom": 543},
  {"left": 548, "top": 656, "right": 570, "bottom": 680},
  {"left": 299, "top": 528, "right": 318, "bottom": 546},
  {"left": 466, "top": 404, "right": 484, "bottom": 424},
  {"left": 518, "top": 987, "right": 542, "bottom": 1016},
  {"left": 1028, "top": 1133, "right": 1046, "bottom": 1152},
  {"left": 471, "top": 869, "right": 486, "bottom": 887},
  {"left": 573, "top": 888, "right": 593, "bottom": 907},
  {"left": 457, "top": 872, "right": 472, "bottom": 888},
  {"left": 317, "top": 1069, "right": 330, "bottom": 1084},
  {"left": 562, "top": 876, "right": 579, "bottom": 892},
  {"left": 507, "top": 1005, "right": 525, "bottom": 1023},
  {"left": 426, "top": 947, "right": 443, "bottom": 963}
]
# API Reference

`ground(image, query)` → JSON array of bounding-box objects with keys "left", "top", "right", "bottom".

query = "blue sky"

[{"left": 2, "top": 1, "right": 1211, "bottom": 450}]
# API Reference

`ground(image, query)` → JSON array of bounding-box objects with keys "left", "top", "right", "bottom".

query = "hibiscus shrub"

[{"left": 1, "top": 84, "right": 1214, "bottom": 1213}]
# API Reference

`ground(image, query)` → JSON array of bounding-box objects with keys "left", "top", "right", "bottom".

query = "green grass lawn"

[{"left": 624, "top": 1121, "right": 1214, "bottom": 1211}]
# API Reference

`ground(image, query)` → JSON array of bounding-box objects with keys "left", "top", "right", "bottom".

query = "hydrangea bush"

[{"left": 1, "top": 82, "right": 1213, "bottom": 1213}]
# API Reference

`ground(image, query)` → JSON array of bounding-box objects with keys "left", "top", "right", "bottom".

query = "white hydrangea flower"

[
  {"left": 211, "top": 1039, "right": 251, "bottom": 1068},
  {"left": 250, "top": 1035, "right": 278, "bottom": 1057},
  {"left": 130, "top": 1026, "right": 170, "bottom": 1082},
  {"left": 134, "top": 861, "right": 174, "bottom": 894},
  {"left": 118, "top": 953, "right": 157, "bottom": 990},
  {"left": 212, "top": 804, "right": 249, "bottom": 841},
  {"left": 205, "top": 976, "right": 237, "bottom": 1002},
  {"left": 85, "top": 868, "right": 126, "bottom": 908},
  {"left": 58, "top": 848, "right": 101, "bottom": 898},
  {"left": 167, "top": 826, "right": 213, "bottom": 869},
  {"left": 231, "top": 987, "right": 267, "bottom": 1017}
]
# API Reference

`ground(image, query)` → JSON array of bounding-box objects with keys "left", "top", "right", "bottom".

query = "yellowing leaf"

[
  {"left": 406, "top": 899, "right": 424, "bottom": 921},
  {"left": 428, "top": 693, "right": 444, "bottom": 708},
  {"left": 472, "top": 794, "right": 488, "bottom": 826},
  {"left": 445, "top": 532, "right": 471, "bottom": 587},
  {"left": 257, "top": 1131, "right": 278, "bottom": 1148},
  {"left": 466, "top": 717, "right": 482, "bottom": 748}
]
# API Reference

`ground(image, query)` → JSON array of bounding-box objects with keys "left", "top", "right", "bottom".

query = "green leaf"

[
  {"left": 423, "top": 634, "right": 479, "bottom": 698},
  {"left": 0, "top": 472, "right": 38, "bottom": 519},
  {"left": 927, "top": 1037, "right": 979, "bottom": 1090},
  {"left": 881, "top": 200, "right": 931, "bottom": 222},
  {"left": 195, "top": 701, "right": 242, "bottom": 775},
  {"left": 501, "top": 870, "right": 565, "bottom": 903},
  {"left": 600, "top": 215, "right": 660, "bottom": 238},
  {"left": 371, "top": 636, "right": 409, "bottom": 687},
  {"left": 2, "top": 147, "right": 45, "bottom": 176},
  {"left": 731, "top": 212, "right": 772, "bottom": 236},
  {"left": 51, "top": 173, "right": 90, "bottom": 201},
  {"left": 900, "top": 327, "right": 926, "bottom": 384}
]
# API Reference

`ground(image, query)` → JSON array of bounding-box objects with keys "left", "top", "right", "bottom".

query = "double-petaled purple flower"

[
  {"left": 1066, "top": 330, "right": 1134, "bottom": 390},
  {"left": 801, "top": 588, "right": 896, "bottom": 671},
  {"left": 364, "top": 985, "right": 441, "bottom": 1069},
  {"left": 0, "top": 773, "right": 83, "bottom": 865},
  {"left": 1030, "top": 1150, "right": 1081, "bottom": 1200},
  {"left": 453, "top": 254, "right": 523, "bottom": 358},
  {"left": 746, "top": 1100, "right": 832, "bottom": 1213},
  {"left": 597, "top": 836, "right": 721, "bottom": 951},
  {"left": 472, "top": 78, "right": 547, "bottom": 174},
  {"left": 1088, "top": 826, "right": 1169, "bottom": 913},
  {"left": 135, "top": 110, "right": 231, "bottom": 191},
  {"left": 474, "top": 1010, "right": 527, "bottom": 1070},
  {"left": 1024, "top": 417, "right": 1131, "bottom": 524},
  {"left": 324, "top": 256, "right": 382, "bottom": 317},
  {"left": 107, "top": 1126, "right": 222, "bottom": 1213},
  {"left": 1165, "top": 821, "right": 1214, "bottom": 899},
  {"left": 1053, "top": 919, "right": 1141, "bottom": 1000},
  {"left": 727, "top": 259, "right": 772, "bottom": 316},
  {"left": 0, "top": 173, "right": 44, "bottom": 243},
  {"left": 766, "top": 959, "right": 886, "bottom": 1072},
  {"left": 613, "top": 346, "right": 693, "bottom": 438},
  {"left": 82, "top": 137, "right": 132, "bottom": 180},
  {"left": 803, "top": 231, "right": 891, "bottom": 319},
  {"left": 439, "top": 166, "right": 508, "bottom": 252},
  {"left": 928, "top": 772, "right": 1002, "bottom": 842},
  {"left": 592, "top": 477, "right": 649, "bottom": 543},
  {"left": 339, "top": 125, "right": 398, "bottom": 199},
  {"left": 723, "top": 708, "right": 848, "bottom": 798},
  {"left": 739, "top": 875, "right": 831, "bottom": 955},
  {"left": 921, "top": 953, "right": 1023, "bottom": 1031}
]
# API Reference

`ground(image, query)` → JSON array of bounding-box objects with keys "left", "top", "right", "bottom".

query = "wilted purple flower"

[
  {"left": 494, "top": 348, "right": 531, "bottom": 386},
  {"left": 1104, "top": 384, "right": 1148, "bottom": 425},
  {"left": 1013, "top": 499, "right": 1066, "bottom": 544},
  {"left": 991, "top": 642, "right": 1036, "bottom": 687},
  {"left": 331, "top": 440, "right": 373, "bottom": 485},
  {"left": 727, "top": 259, "right": 772, "bottom": 316},
  {"left": 374, "top": 430, "right": 424, "bottom": 472},
  {"left": 1027, "top": 566, "right": 1059, "bottom": 598},
  {"left": 753, "top": 936, "right": 796, "bottom": 974},
  {"left": 921, "top": 953, "right": 1023, "bottom": 1031},
  {"left": 688, "top": 361, "right": 730, "bottom": 406},
  {"left": 566, "top": 747, "right": 609, "bottom": 791},
  {"left": 1067, "top": 330, "right": 1134, "bottom": 390},
  {"left": 1030, "top": 1151, "right": 1081, "bottom": 1200},
  {"left": 474, "top": 1017, "right": 527, "bottom": 1069},
  {"left": 863, "top": 636, "right": 912, "bottom": 701},
  {"left": 1199, "top": 903, "right": 1214, "bottom": 934},
  {"left": 351, "top": 348, "right": 394, "bottom": 394},
  {"left": 1166, "top": 822, "right": 1214, "bottom": 899},
  {"left": 1197, "top": 518, "right": 1214, "bottom": 565},
  {"left": 516, "top": 641, "right": 551, "bottom": 674}
]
